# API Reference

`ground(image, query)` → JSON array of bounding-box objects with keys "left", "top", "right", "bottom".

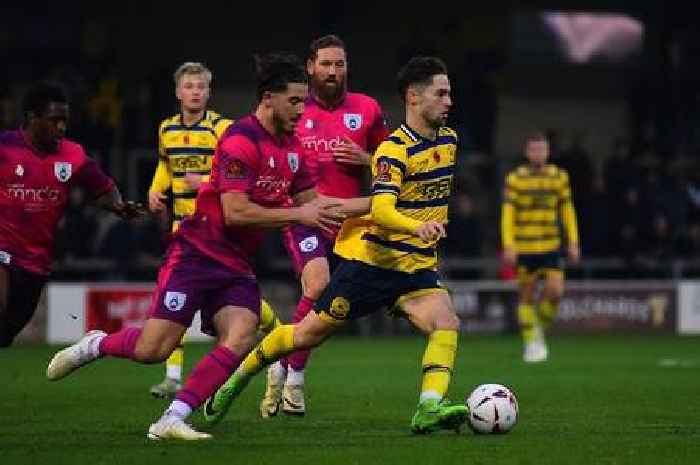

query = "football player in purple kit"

[
  {"left": 263, "top": 34, "right": 389, "bottom": 417},
  {"left": 0, "top": 82, "right": 143, "bottom": 348},
  {"left": 47, "top": 53, "right": 368, "bottom": 441}
]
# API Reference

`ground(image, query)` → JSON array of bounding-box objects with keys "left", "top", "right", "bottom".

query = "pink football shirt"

[
  {"left": 296, "top": 92, "right": 388, "bottom": 198},
  {"left": 0, "top": 130, "right": 114, "bottom": 275},
  {"left": 177, "top": 115, "right": 314, "bottom": 276}
]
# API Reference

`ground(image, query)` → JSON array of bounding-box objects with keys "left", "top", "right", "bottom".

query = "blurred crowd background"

[{"left": 3, "top": 1, "right": 700, "bottom": 281}]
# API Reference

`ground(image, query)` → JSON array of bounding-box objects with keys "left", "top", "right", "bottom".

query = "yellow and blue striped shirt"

[
  {"left": 334, "top": 124, "right": 458, "bottom": 273},
  {"left": 501, "top": 164, "right": 579, "bottom": 254},
  {"left": 149, "top": 110, "right": 232, "bottom": 231}
]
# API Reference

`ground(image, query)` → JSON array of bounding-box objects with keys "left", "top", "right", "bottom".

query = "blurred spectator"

[{"left": 443, "top": 193, "right": 482, "bottom": 257}]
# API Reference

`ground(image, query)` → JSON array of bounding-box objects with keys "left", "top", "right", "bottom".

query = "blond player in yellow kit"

[{"left": 147, "top": 62, "right": 279, "bottom": 397}]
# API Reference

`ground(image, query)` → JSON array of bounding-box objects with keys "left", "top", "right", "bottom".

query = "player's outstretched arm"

[
  {"left": 94, "top": 187, "right": 148, "bottom": 220},
  {"left": 222, "top": 191, "right": 343, "bottom": 234},
  {"left": 314, "top": 193, "right": 370, "bottom": 218}
]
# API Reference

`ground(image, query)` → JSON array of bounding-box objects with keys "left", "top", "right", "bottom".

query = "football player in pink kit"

[
  {"left": 47, "top": 53, "right": 368, "bottom": 441},
  {"left": 263, "top": 34, "right": 389, "bottom": 417},
  {"left": 0, "top": 82, "right": 143, "bottom": 347}
]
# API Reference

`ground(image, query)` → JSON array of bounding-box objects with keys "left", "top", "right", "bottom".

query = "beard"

[
  {"left": 422, "top": 109, "right": 446, "bottom": 130},
  {"left": 312, "top": 74, "right": 346, "bottom": 102}
]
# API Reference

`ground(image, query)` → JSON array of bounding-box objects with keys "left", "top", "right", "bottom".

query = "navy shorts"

[
  {"left": 517, "top": 251, "right": 563, "bottom": 283},
  {"left": 314, "top": 258, "right": 447, "bottom": 324}
]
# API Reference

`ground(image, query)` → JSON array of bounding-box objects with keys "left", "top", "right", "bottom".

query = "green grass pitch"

[{"left": 2, "top": 335, "right": 699, "bottom": 465}]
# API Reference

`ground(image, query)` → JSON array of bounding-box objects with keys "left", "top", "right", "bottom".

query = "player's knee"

[
  {"left": 544, "top": 281, "right": 564, "bottom": 300},
  {"left": 133, "top": 342, "right": 169, "bottom": 363},
  {"left": 220, "top": 332, "right": 256, "bottom": 355},
  {"left": 302, "top": 276, "right": 329, "bottom": 300},
  {"left": 436, "top": 312, "right": 461, "bottom": 332}
]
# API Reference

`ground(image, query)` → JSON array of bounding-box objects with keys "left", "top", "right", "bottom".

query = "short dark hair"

[
  {"left": 396, "top": 57, "right": 448, "bottom": 101},
  {"left": 254, "top": 52, "right": 308, "bottom": 101},
  {"left": 309, "top": 34, "right": 346, "bottom": 61},
  {"left": 22, "top": 82, "right": 67, "bottom": 120},
  {"left": 525, "top": 131, "right": 548, "bottom": 143}
]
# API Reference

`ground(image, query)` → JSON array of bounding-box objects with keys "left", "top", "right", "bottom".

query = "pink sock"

[
  {"left": 98, "top": 328, "right": 141, "bottom": 359},
  {"left": 175, "top": 346, "right": 240, "bottom": 409},
  {"left": 282, "top": 296, "right": 314, "bottom": 372}
]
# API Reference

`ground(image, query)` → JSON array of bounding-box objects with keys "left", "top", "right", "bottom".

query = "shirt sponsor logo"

[
  {"left": 0, "top": 250, "right": 11, "bottom": 265},
  {"left": 343, "top": 113, "right": 362, "bottom": 131},
  {"left": 299, "top": 235, "right": 319, "bottom": 253},
  {"left": 5, "top": 185, "right": 61, "bottom": 202},
  {"left": 164, "top": 291, "right": 187, "bottom": 312},
  {"left": 255, "top": 176, "right": 291, "bottom": 193},
  {"left": 15, "top": 165, "right": 24, "bottom": 177},
  {"left": 300, "top": 135, "right": 343, "bottom": 153},
  {"left": 287, "top": 153, "right": 299, "bottom": 173},
  {"left": 54, "top": 162, "right": 72, "bottom": 182}
]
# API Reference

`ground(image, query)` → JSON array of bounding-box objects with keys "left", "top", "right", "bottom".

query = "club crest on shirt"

[
  {"left": 54, "top": 162, "right": 72, "bottom": 182},
  {"left": 305, "top": 119, "right": 314, "bottom": 129},
  {"left": 164, "top": 291, "right": 187, "bottom": 312},
  {"left": 299, "top": 235, "right": 319, "bottom": 253},
  {"left": 269, "top": 156, "right": 275, "bottom": 168},
  {"left": 15, "top": 164, "right": 24, "bottom": 177},
  {"left": 343, "top": 113, "right": 362, "bottom": 131},
  {"left": 287, "top": 152, "right": 299, "bottom": 173}
]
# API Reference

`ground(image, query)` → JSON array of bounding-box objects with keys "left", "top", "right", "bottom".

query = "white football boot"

[
  {"left": 47, "top": 330, "right": 106, "bottom": 380},
  {"left": 282, "top": 384, "right": 306, "bottom": 416},
  {"left": 259, "top": 364, "right": 285, "bottom": 418},
  {"left": 523, "top": 338, "right": 549, "bottom": 363},
  {"left": 147, "top": 415, "right": 211, "bottom": 441}
]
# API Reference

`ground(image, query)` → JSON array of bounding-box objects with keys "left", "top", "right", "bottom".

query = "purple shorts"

[
  {"left": 148, "top": 239, "right": 261, "bottom": 336},
  {"left": 282, "top": 225, "right": 333, "bottom": 276}
]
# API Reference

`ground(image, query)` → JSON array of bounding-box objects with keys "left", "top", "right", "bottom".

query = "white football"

[{"left": 465, "top": 383, "right": 519, "bottom": 434}]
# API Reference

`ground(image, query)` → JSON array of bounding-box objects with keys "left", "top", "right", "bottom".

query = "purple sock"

[
  {"left": 175, "top": 346, "right": 241, "bottom": 410},
  {"left": 282, "top": 296, "right": 314, "bottom": 371},
  {"left": 98, "top": 328, "right": 141, "bottom": 359}
]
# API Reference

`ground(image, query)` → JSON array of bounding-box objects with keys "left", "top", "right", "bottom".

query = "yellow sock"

[
  {"left": 258, "top": 299, "right": 281, "bottom": 334},
  {"left": 538, "top": 299, "right": 558, "bottom": 329},
  {"left": 165, "top": 334, "right": 185, "bottom": 380},
  {"left": 239, "top": 325, "right": 295, "bottom": 378},
  {"left": 518, "top": 303, "right": 540, "bottom": 343},
  {"left": 420, "top": 330, "right": 458, "bottom": 403}
]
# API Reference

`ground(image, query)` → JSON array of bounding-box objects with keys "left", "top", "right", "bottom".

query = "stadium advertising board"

[{"left": 554, "top": 283, "right": 676, "bottom": 333}]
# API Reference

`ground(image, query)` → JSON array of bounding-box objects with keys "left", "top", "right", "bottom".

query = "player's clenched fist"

[{"left": 416, "top": 221, "right": 446, "bottom": 242}]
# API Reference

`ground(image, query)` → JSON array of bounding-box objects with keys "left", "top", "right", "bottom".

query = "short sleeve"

[
  {"left": 157, "top": 120, "right": 167, "bottom": 160},
  {"left": 559, "top": 170, "right": 572, "bottom": 202},
  {"left": 370, "top": 140, "right": 407, "bottom": 197},
  {"left": 214, "top": 118, "right": 234, "bottom": 140},
  {"left": 214, "top": 135, "right": 259, "bottom": 194},
  {"left": 290, "top": 148, "right": 315, "bottom": 195},
  {"left": 503, "top": 172, "right": 518, "bottom": 203},
  {"left": 72, "top": 151, "right": 115, "bottom": 199}
]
